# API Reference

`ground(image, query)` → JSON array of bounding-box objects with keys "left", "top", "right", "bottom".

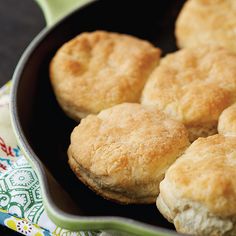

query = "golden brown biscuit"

[
  {"left": 141, "top": 46, "right": 236, "bottom": 142},
  {"left": 218, "top": 103, "right": 236, "bottom": 136},
  {"left": 157, "top": 134, "right": 236, "bottom": 235},
  {"left": 176, "top": 0, "right": 236, "bottom": 52},
  {"left": 68, "top": 103, "right": 189, "bottom": 204},
  {"left": 50, "top": 31, "right": 161, "bottom": 121}
]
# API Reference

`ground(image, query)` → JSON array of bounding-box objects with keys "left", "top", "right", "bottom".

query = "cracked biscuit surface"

[
  {"left": 157, "top": 134, "right": 236, "bottom": 236},
  {"left": 141, "top": 46, "right": 236, "bottom": 141},
  {"left": 176, "top": 0, "right": 236, "bottom": 52},
  {"left": 50, "top": 31, "right": 160, "bottom": 121},
  {"left": 68, "top": 103, "right": 189, "bottom": 204}
]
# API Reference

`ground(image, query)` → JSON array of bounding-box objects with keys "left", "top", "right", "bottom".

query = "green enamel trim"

[{"left": 34, "top": 0, "right": 94, "bottom": 26}]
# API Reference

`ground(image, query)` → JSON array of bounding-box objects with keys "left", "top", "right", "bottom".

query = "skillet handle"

[{"left": 34, "top": 0, "right": 92, "bottom": 26}]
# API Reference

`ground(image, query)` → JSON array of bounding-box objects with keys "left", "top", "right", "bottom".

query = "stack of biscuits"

[{"left": 50, "top": 1, "right": 236, "bottom": 235}]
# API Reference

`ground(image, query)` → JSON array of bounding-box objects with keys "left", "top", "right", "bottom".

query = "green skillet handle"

[{"left": 34, "top": 0, "right": 92, "bottom": 26}]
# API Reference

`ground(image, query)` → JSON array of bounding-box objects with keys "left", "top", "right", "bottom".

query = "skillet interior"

[{"left": 15, "top": 0, "right": 185, "bottom": 231}]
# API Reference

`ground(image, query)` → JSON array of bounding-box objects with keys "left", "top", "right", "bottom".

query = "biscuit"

[
  {"left": 218, "top": 103, "right": 236, "bottom": 136},
  {"left": 68, "top": 103, "right": 189, "bottom": 204},
  {"left": 50, "top": 31, "right": 161, "bottom": 121},
  {"left": 141, "top": 46, "right": 236, "bottom": 142},
  {"left": 176, "top": 0, "right": 236, "bottom": 52},
  {"left": 157, "top": 134, "right": 236, "bottom": 235}
]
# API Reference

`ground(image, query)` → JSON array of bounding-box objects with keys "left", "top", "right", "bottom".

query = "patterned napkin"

[{"left": 0, "top": 82, "right": 99, "bottom": 236}]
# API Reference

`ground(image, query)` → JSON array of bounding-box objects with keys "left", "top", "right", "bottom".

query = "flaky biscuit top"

[
  {"left": 69, "top": 103, "right": 189, "bottom": 188},
  {"left": 161, "top": 134, "right": 236, "bottom": 217},
  {"left": 176, "top": 0, "right": 236, "bottom": 52},
  {"left": 50, "top": 31, "right": 160, "bottom": 120},
  {"left": 141, "top": 46, "right": 236, "bottom": 127}
]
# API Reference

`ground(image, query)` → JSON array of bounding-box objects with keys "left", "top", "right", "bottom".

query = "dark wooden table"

[{"left": 0, "top": 0, "right": 44, "bottom": 235}]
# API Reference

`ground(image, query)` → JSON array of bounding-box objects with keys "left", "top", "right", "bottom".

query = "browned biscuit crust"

[
  {"left": 141, "top": 46, "right": 236, "bottom": 141},
  {"left": 218, "top": 103, "right": 236, "bottom": 136},
  {"left": 50, "top": 31, "right": 161, "bottom": 120},
  {"left": 157, "top": 135, "right": 236, "bottom": 235},
  {"left": 68, "top": 103, "right": 189, "bottom": 204},
  {"left": 176, "top": 0, "right": 236, "bottom": 52}
]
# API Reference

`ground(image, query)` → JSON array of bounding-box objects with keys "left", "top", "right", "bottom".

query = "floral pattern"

[
  {"left": 0, "top": 83, "right": 99, "bottom": 236},
  {"left": 4, "top": 216, "right": 47, "bottom": 236}
]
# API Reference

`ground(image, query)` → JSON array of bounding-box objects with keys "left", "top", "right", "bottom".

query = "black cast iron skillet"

[{"left": 11, "top": 0, "right": 186, "bottom": 235}]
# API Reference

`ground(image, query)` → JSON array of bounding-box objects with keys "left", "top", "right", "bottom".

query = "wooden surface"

[{"left": 0, "top": 0, "right": 44, "bottom": 235}]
